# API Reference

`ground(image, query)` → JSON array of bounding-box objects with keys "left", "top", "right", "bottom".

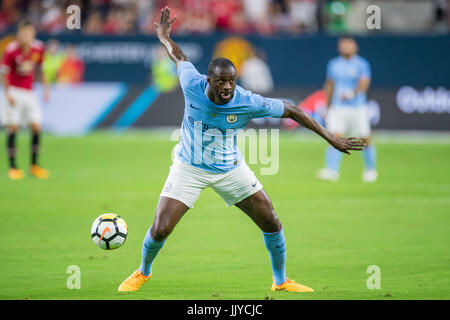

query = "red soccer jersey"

[{"left": 0, "top": 40, "right": 44, "bottom": 90}]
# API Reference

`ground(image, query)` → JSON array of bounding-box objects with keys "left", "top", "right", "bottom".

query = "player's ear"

[{"left": 206, "top": 76, "right": 211, "bottom": 85}]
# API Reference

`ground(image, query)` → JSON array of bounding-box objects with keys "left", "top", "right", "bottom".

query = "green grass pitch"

[{"left": 0, "top": 130, "right": 449, "bottom": 300}]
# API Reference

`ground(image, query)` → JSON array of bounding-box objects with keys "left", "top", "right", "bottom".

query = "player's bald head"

[{"left": 208, "top": 58, "right": 236, "bottom": 78}]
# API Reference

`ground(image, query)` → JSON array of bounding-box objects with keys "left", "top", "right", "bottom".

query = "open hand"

[
  {"left": 154, "top": 6, "right": 177, "bottom": 40},
  {"left": 331, "top": 136, "right": 366, "bottom": 155}
]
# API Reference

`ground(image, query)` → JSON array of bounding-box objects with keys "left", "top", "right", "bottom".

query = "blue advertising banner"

[
  {"left": 4, "top": 33, "right": 447, "bottom": 87},
  {"left": 14, "top": 83, "right": 449, "bottom": 135}
]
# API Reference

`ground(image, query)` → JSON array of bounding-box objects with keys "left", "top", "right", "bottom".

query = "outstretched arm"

[
  {"left": 281, "top": 102, "right": 366, "bottom": 154},
  {"left": 323, "top": 78, "right": 333, "bottom": 108},
  {"left": 154, "top": 6, "right": 189, "bottom": 67}
]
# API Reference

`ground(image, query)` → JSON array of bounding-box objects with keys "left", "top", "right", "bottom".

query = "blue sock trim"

[
  {"left": 263, "top": 227, "right": 287, "bottom": 286},
  {"left": 262, "top": 225, "right": 283, "bottom": 236}
]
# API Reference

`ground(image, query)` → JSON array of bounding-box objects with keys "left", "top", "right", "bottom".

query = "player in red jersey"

[{"left": 0, "top": 19, "right": 50, "bottom": 180}]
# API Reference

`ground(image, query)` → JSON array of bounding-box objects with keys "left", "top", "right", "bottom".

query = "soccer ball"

[{"left": 91, "top": 213, "right": 128, "bottom": 250}]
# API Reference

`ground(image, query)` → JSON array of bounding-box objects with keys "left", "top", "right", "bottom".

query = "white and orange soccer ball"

[{"left": 91, "top": 213, "right": 128, "bottom": 250}]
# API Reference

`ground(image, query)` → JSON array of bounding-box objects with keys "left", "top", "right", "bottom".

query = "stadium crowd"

[
  {"left": 0, "top": 0, "right": 449, "bottom": 35},
  {"left": 43, "top": 40, "right": 85, "bottom": 83}
]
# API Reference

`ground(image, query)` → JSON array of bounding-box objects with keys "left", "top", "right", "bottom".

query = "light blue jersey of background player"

[{"left": 326, "top": 54, "right": 371, "bottom": 108}]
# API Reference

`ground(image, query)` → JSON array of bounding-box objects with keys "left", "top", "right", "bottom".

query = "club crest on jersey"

[
  {"left": 31, "top": 52, "right": 41, "bottom": 62},
  {"left": 226, "top": 114, "right": 237, "bottom": 124}
]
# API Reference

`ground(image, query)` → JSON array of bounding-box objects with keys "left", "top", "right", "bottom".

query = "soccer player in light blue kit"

[
  {"left": 118, "top": 7, "right": 365, "bottom": 293},
  {"left": 318, "top": 36, "right": 377, "bottom": 182}
]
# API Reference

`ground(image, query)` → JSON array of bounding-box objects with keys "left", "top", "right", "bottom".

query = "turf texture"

[{"left": 0, "top": 130, "right": 449, "bottom": 300}]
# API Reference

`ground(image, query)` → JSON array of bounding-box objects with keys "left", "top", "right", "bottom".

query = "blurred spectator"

[
  {"left": 324, "top": 0, "right": 350, "bottom": 33},
  {"left": 242, "top": 0, "right": 274, "bottom": 35},
  {"left": 43, "top": 39, "right": 65, "bottom": 83},
  {"left": 151, "top": 45, "right": 178, "bottom": 92},
  {"left": 179, "top": 10, "right": 216, "bottom": 34},
  {"left": 0, "top": 0, "right": 21, "bottom": 33},
  {"left": 136, "top": 0, "right": 155, "bottom": 26},
  {"left": 57, "top": 45, "right": 85, "bottom": 83},
  {"left": 84, "top": 11, "right": 104, "bottom": 34},
  {"left": 239, "top": 49, "right": 274, "bottom": 94},
  {"left": 243, "top": 0, "right": 270, "bottom": 23},
  {"left": 211, "top": 0, "right": 242, "bottom": 32},
  {"left": 434, "top": 0, "right": 449, "bottom": 33},
  {"left": 0, "top": 0, "right": 447, "bottom": 35},
  {"left": 40, "top": 0, "right": 66, "bottom": 34},
  {"left": 27, "top": 0, "right": 42, "bottom": 30},
  {"left": 270, "top": 0, "right": 302, "bottom": 34},
  {"left": 103, "top": 7, "right": 121, "bottom": 34},
  {"left": 290, "top": 0, "right": 318, "bottom": 32}
]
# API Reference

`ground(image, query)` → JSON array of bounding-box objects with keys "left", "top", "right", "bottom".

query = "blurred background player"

[
  {"left": 239, "top": 48, "right": 274, "bottom": 95},
  {"left": 150, "top": 45, "right": 178, "bottom": 93},
  {"left": 0, "top": 19, "right": 50, "bottom": 180},
  {"left": 317, "top": 36, "right": 377, "bottom": 183}
]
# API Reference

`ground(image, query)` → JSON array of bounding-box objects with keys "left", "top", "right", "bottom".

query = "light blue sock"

[
  {"left": 326, "top": 146, "right": 343, "bottom": 172},
  {"left": 362, "top": 145, "right": 377, "bottom": 170},
  {"left": 138, "top": 226, "right": 165, "bottom": 276},
  {"left": 263, "top": 228, "right": 287, "bottom": 286}
]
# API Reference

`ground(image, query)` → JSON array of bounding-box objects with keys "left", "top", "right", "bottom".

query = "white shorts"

[
  {"left": 326, "top": 106, "right": 371, "bottom": 138},
  {"left": 160, "top": 158, "right": 263, "bottom": 208},
  {"left": 0, "top": 86, "right": 42, "bottom": 126}
]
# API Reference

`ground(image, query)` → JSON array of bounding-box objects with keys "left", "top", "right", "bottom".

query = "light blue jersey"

[
  {"left": 326, "top": 54, "right": 371, "bottom": 108},
  {"left": 175, "top": 61, "right": 284, "bottom": 173}
]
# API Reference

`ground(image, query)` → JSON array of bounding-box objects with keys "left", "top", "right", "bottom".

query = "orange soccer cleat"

[
  {"left": 118, "top": 270, "right": 152, "bottom": 292},
  {"left": 30, "top": 165, "right": 49, "bottom": 179},
  {"left": 8, "top": 168, "right": 24, "bottom": 180},
  {"left": 271, "top": 278, "right": 314, "bottom": 293}
]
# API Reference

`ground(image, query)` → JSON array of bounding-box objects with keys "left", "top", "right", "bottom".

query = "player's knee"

[
  {"left": 7, "top": 125, "right": 19, "bottom": 134},
  {"left": 150, "top": 221, "right": 172, "bottom": 241},
  {"left": 257, "top": 200, "right": 281, "bottom": 232},
  {"left": 250, "top": 193, "right": 281, "bottom": 232},
  {"left": 30, "top": 123, "right": 41, "bottom": 134},
  {"left": 260, "top": 212, "right": 281, "bottom": 233}
]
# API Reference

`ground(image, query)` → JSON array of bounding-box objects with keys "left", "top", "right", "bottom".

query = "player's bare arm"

[
  {"left": 355, "top": 77, "right": 370, "bottom": 94},
  {"left": 0, "top": 72, "right": 14, "bottom": 106},
  {"left": 154, "top": 6, "right": 189, "bottom": 67},
  {"left": 323, "top": 78, "right": 333, "bottom": 108},
  {"left": 282, "top": 102, "right": 366, "bottom": 154}
]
